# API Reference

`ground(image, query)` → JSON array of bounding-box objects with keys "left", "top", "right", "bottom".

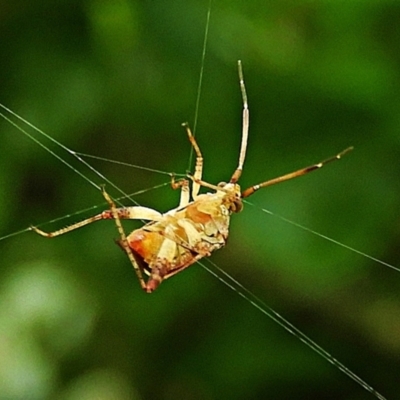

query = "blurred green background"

[{"left": 1, "top": 0, "right": 400, "bottom": 399}]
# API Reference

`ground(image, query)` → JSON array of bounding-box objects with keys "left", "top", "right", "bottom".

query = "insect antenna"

[
  {"left": 241, "top": 146, "right": 354, "bottom": 198},
  {"left": 230, "top": 60, "right": 249, "bottom": 184}
]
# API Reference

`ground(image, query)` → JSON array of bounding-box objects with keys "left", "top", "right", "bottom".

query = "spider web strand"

[
  {"left": 244, "top": 200, "right": 400, "bottom": 274},
  {"left": 200, "top": 258, "right": 387, "bottom": 400}
]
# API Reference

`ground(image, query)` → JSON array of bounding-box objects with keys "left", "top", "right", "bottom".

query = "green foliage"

[{"left": 1, "top": 1, "right": 400, "bottom": 399}]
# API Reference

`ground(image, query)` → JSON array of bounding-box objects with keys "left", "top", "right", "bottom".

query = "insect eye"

[
  {"left": 233, "top": 198, "right": 243, "bottom": 213},
  {"left": 217, "top": 182, "right": 227, "bottom": 188}
]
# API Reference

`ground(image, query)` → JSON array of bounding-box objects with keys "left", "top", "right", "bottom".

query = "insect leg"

[
  {"left": 241, "top": 146, "right": 353, "bottom": 198},
  {"left": 101, "top": 186, "right": 147, "bottom": 291},
  {"left": 230, "top": 60, "right": 249, "bottom": 184},
  {"left": 31, "top": 205, "right": 161, "bottom": 238},
  {"left": 182, "top": 122, "right": 203, "bottom": 200},
  {"left": 147, "top": 241, "right": 210, "bottom": 291},
  {"left": 170, "top": 175, "right": 190, "bottom": 208}
]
